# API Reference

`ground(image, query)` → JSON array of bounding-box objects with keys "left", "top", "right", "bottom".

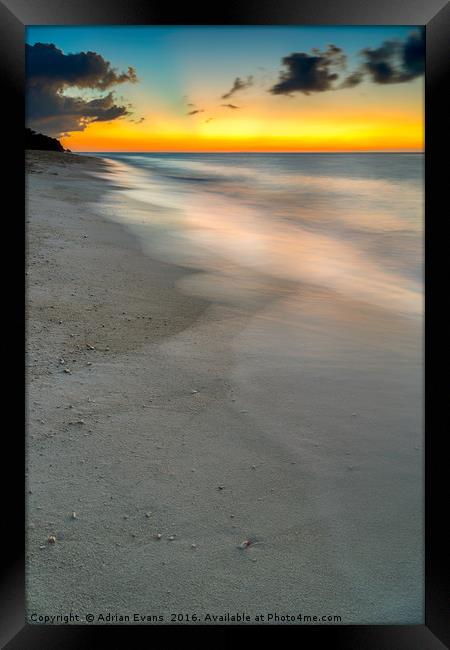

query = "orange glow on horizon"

[{"left": 61, "top": 114, "right": 423, "bottom": 153}]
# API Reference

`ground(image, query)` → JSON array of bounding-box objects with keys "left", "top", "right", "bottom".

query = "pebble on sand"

[
  {"left": 47, "top": 535, "right": 57, "bottom": 544},
  {"left": 154, "top": 533, "right": 162, "bottom": 540}
]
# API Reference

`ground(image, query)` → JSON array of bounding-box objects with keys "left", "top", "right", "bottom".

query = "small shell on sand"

[
  {"left": 154, "top": 533, "right": 162, "bottom": 540},
  {"left": 168, "top": 535, "right": 176, "bottom": 541},
  {"left": 47, "top": 535, "right": 57, "bottom": 544},
  {"left": 238, "top": 539, "right": 252, "bottom": 549},
  {"left": 71, "top": 512, "right": 77, "bottom": 519},
  {"left": 63, "top": 368, "right": 71, "bottom": 374}
]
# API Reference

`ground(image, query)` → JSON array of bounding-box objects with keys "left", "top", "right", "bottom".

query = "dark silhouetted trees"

[{"left": 25, "top": 128, "right": 68, "bottom": 152}]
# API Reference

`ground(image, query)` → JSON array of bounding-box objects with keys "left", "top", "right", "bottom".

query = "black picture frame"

[{"left": 1, "top": 0, "right": 448, "bottom": 646}]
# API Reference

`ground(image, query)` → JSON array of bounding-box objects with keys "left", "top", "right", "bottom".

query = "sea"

[{"left": 89, "top": 152, "right": 423, "bottom": 320}]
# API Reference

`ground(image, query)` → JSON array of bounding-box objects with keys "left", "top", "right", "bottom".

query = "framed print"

[{"left": 1, "top": 0, "right": 448, "bottom": 646}]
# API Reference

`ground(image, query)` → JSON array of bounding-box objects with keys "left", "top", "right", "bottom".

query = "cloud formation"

[
  {"left": 359, "top": 30, "right": 425, "bottom": 84},
  {"left": 270, "top": 30, "right": 424, "bottom": 95},
  {"left": 221, "top": 103, "right": 240, "bottom": 109},
  {"left": 221, "top": 76, "right": 253, "bottom": 99},
  {"left": 270, "top": 45, "right": 345, "bottom": 95},
  {"left": 26, "top": 42, "right": 137, "bottom": 136}
]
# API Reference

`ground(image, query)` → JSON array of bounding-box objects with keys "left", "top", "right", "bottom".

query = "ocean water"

[{"left": 93, "top": 152, "right": 423, "bottom": 319}]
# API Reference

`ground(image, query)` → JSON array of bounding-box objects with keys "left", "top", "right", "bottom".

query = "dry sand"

[{"left": 26, "top": 151, "right": 423, "bottom": 625}]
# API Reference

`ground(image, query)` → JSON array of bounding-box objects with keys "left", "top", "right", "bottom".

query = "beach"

[{"left": 26, "top": 150, "right": 423, "bottom": 624}]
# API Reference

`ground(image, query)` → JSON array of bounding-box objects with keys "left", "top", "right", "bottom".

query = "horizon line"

[{"left": 75, "top": 150, "right": 424, "bottom": 155}]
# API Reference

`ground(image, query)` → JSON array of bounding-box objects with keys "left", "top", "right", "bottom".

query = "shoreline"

[
  {"left": 26, "top": 150, "right": 423, "bottom": 624},
  {"left": 26, "top": 151, "right": 210, "bottom": 355}
]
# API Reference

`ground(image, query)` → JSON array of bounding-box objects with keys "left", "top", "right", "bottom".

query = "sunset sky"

[{"left": 26, "top": 26, "right": 424, "bottom": 152}]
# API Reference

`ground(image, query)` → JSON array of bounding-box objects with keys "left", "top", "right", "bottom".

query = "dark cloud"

[
  {"left": 221, "top": 76, "right": 253, "bottom": 99},
  {"left": 204, "top": 117, "right": 214, "bottom": 123},
  {"left": 269, "top": 45, "right": 345, "bottom": 95},
  {"left": 27, "top": 42, "right": 137, "bottom": 89},
  {"left": 26, "top": 42, "right": 137, "bottom": 136},
  {"left": 184, "top": 98, "right": 205, "bottom": 116},
  {"left": 221, "top": 103, "right": 240, "bottom": 109},
  {"left": 270, "top": 31, "right": 424, "bottom": 95},
  {"left": 402, "top": 30, "right": 425, "bottom": 77},
  {"left": 360, "top": 29, "right": 424, "bottom": 84}
]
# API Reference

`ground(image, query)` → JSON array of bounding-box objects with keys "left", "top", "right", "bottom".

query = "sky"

[{"left": 26, "top": 26, "right": 424, "bottom": 152}]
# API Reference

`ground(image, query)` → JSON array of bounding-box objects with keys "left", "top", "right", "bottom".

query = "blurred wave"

[{"left": 94, "top": 152, "right": 423, "bottom": 318}]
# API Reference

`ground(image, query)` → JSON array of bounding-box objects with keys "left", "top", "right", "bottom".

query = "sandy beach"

[{"left": 26, "top": 151, "right": 423, "bottom": 625}]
